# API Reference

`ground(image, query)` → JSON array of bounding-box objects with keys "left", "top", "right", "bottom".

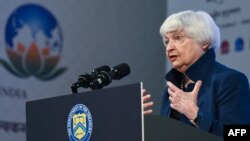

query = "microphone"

[
  {"left": 71, "top": 65, "right": 110, "bottom": 93},
  {"left": 77, "top": 65, "right": 111, "bottom": 88},
  {"left": 89, "top": 63, "right": 130, "bottom": 90},
  {"left": 92, "top": 65, "right": 111, "bottom": 76}
]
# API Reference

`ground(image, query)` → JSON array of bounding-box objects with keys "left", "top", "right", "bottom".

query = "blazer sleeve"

[{"left": 197, "top": 71, "right": 250, "bottom": 136}]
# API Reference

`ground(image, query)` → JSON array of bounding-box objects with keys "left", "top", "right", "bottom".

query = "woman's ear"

[{"left": 201, "top": 43, "right": 209, "bottom": 51}]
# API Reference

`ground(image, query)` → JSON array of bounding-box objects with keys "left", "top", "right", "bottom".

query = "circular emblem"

[
  {"left": 67, "top": 104, "right": 93, "bottom": 141},
  {"left": 0, "top": 4, "right": 67, "bottom": 80}
]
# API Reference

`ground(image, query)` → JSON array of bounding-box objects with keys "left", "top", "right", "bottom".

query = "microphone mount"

[
  {"left": 71, "top": 65, "right": 110, "bottom": 93},
  {"left": 71, "top": 63, "right": 130, "bottom": 93}
]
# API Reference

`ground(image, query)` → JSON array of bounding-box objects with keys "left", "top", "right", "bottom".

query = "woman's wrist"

[{"left": 189, "top": 106, "right": 199, "bottom": 127}]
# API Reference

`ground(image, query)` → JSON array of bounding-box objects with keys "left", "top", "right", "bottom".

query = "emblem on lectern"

[{"left": 67, "top": 104, "right": 93, "bottom": 141}]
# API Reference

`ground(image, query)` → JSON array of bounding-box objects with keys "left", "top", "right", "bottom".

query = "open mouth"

[{"left": 169, "top": 55, "right": 177, "bottom": 61}]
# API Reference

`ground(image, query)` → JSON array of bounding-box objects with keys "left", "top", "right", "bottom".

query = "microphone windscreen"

[{"left": 111, "top": 63, "right": 130, "bottom": 80}]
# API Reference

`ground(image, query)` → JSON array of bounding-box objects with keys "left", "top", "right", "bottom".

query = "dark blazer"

[{"left": 160, "top": 49, "right": 250, "bottom": 137}]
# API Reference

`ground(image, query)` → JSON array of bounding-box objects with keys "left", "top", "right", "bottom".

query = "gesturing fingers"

[
  {"left": 169, "top": 95, "right": 173, "bottom": 103},
  {"left": 143, "top": 101, "right": 154, "bottom": 115},
  {"left": 144, "top": 101, "right": 154, "bottom": 109},
  {"left": 167, "top": 81, "right": 183, "bottom": 111},
  {"left": 141, "top": 89, "right": 146, "bottom": 95},
  {"left": 167, "top": 80, "right": 202, "bottom": 116},
  {"left": 192, "top": 80, "right": 202, "bottom": 98},
  {"left": 167, "top": 81, "right": 182, "bottom": 99},
  {"left": 143, "top": 94, "right": 151, "bottom": 102},
  {"left": 168, "top": 89, "right": 180, "bottom": 105},
  {"left": 167, "top": 81, "right": 180, "bottom": 92},
  {"left": 167, "top": 86, "right": 175, "bottom": 97},
  {"left": 144, "top": 109, "right": 153, "bottom": 115},
  {"left": 192, "top": 80, "right": 202, "bottom": 93},
  {"left": 142, "top": 89, "right": 154, "bottom": 115}
]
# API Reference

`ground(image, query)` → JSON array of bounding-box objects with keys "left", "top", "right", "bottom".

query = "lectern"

[
  {"left": 26, "top": 83, "right": 144, "bottom": 141},
  {"left": 144, "top": 115, "right": 223, "bottom": 141},
  {"left": 26, "top": 83, "right": 223, "bottom": 141}
]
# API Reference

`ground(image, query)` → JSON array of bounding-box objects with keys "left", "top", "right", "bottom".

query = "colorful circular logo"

[
  {"left": 0, "top": 4, "right": 66, "bottom": 80},
  {"left": 221, "top": 40, "right": 230, "bottom": 54},
  {"left": 235, "top": 37, "right": 244, "bottom": 52},
  {"left": 67, "top": 104, "right": 93, "bottom": 141}
]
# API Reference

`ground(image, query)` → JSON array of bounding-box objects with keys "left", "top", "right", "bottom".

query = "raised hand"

[{"left": 167, "top": 80, "right": 202, "bottom": 120}]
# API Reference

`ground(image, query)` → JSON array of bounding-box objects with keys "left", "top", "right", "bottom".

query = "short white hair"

[{"left": 160, "top": 10, "right": 221, "bottom": 49}]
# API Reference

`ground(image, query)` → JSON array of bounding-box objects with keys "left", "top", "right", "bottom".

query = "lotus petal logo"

[{"left": 0, "top": 4, "right": 67, "bottom": 80}]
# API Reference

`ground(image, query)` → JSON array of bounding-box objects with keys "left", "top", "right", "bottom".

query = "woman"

[{"left": 144, "top": 10, "right": 250, "bottom": 137}]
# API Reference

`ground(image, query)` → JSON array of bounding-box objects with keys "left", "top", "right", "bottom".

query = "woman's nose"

[{"left": 166, "top": 41, "right": 175, "bottom": 52}]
